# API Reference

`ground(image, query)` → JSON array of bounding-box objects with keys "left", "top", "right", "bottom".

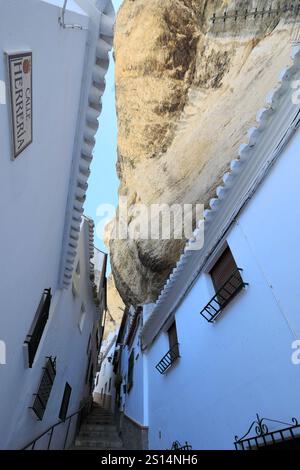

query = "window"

[
  {"left": 210, "top": 245, "right": 242, "bottom": 304},
  {"left": 86, "top": 334, "right": 91, "bottom": 354},
  {"left": 109, "top": 377, "right": 111, "bottom": 392},
  {"left": 104, "top": 382, "right": 107, "bottom": 394},
  {"left": 127, "top": 349, "right": 134, "bottom": 392},
  {"left": 101, "top": 387, "right": 103, "bottom": 398},
  {"left": 85, "top": 351, "right": 91, "bottom": 384},
  {"left": 78, "top": 303, "right": 86, "bottom": 333},
  {"left": 96, "top": 329, "right": 100, "bottom": 350},
  {"left": 167, "top": 322, "right": 179, "bottom": 358},
  {"left": 89, "top": 365, "right": 94, "bottom": 393},
  {"left": 200, "top": 244, "right": 248, "bottom": 322},
  {"left": 76, "top": 262, "right": 80, "bottom": 275},
  {"left": 72, "top": 262, "right": 80, "bottom": 297},
  {"left": 155, "top": 321, "right": 180, "bottom": 374},
  {"left": 30, "top": 356, "right": 56, "bottom": 420},
  {"left": 59, "top": 383, "right": 72, "bottom": 421},
  {"left": 24, "top": 289, "right": 52, "bottom": 368}
]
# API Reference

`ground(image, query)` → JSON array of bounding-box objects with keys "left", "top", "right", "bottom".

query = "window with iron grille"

[
  {"left": 86, "top": 333, "right": 91, "bottom": 354},
  {"left": 30, "top": 356, "right": 56, "bottom": 420},
  {"left": 89, "top": 365, "right": 94, "bottom": 393},
  {"left": 24, "top": 289, "right": 52, "bottom": 368},
  {"left": 85, "top": 351, "right": 92, "bottom": 384},
  {"left": 78, "top": 303, "right": 86, "bottom": 333},
  {"left": 59, "top": 382, "right": 72, "bottom": 421},
  {"left": 168, "top": 322, "right": 179, "bottom": 358},
  {"left": 127, "top": 349, "right": 134, "bottom": 392},
  {"left": 200, "top": 245, "right": 248, "bottom": 322},
  {"left": 210, "top": 246, "right": 242, "bottom": 300},
  {"left": 155, "top": 321, "right": 180, "bottom": 374}
]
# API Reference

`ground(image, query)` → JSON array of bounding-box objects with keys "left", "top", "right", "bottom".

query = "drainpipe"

[{"left": 58, "top": 0, "right": 88, "bottom": 30}]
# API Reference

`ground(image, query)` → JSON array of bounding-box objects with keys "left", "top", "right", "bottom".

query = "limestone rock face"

[
  {"left": 110, "top": 0, "right": 296, "bottom": 306},
  {"left": 104, "top": 273, "right": 124, "bottom": 339}
]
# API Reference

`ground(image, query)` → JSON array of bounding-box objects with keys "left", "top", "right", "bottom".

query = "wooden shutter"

[
  {"left": 210, "top": 246, "right": 243, "bottom": 306},
  {"left": 210, "top": 246, "right": 239, "bottom": 292},
  {"left": 168, "top": 322, "right": 179, "bottom": 357}
]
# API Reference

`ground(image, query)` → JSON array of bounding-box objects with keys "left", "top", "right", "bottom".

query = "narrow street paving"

[{"left": 72, "top": 405, "right": 123, "bottom": 450}]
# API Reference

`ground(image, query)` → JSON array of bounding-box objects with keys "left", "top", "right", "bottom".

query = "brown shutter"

[
  {"left": 168, "top": 322, "right": 179, "bottom": 357},
  {"left": 210, "top": 246, "right": 238, "bottom": 292}
]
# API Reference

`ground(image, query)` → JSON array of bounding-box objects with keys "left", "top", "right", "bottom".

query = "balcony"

[
  {"left": 24, "top": 288, "right": 52, "bottom": 367},
  {"left": 200, "top": 269, "right": 248, "bottom": 323},
  {"left": 155, "top": 343, "right": 180, "bottom": 374},
  {"left": 234, "top": 414, "right": 300, "bottom": 450}
]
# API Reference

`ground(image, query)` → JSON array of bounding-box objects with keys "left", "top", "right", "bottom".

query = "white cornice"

[
  {"left": 141, "top": 46, "right": 300, "bottom": 350},
  {"left": 59, "top": 0, "right": 115, "bottom": 289}
]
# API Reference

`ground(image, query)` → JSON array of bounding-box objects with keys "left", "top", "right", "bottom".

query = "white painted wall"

[
  {"left": 0, "top": 0, "right": 103, "bottom": 449},
  {"left": 118, "top": 311, "right": 148, "bottom": 427},
  {"left": 94, "top": 329, "right": 117, "bottom": 410},
  {"left": 144, "top": 126, "right": 300, "bottom": 449}
]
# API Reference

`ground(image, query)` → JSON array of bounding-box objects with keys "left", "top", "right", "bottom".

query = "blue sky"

[{"left": 84, "top": 0, "right": 123, "bottom": 268}]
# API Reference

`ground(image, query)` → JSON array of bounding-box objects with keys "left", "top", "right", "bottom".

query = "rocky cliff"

[
  {"left": 109, "top": 0, "right": 297, "bottom": 306},
  {"left": 104, "top": 274, "right": 124, "bottom": 339}
]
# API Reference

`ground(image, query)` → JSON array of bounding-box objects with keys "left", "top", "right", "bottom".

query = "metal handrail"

[
  {"left": 22, "top": 401, "right": 90, "bottom": 450},
  {"left": 58, "top": 0, "right": 88, "bottom": 31},
  {"left": 211, "top": 4, "right": 300, "bottom": 23}
]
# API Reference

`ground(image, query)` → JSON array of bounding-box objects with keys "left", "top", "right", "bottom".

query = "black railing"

[
  {"left": 234, "top": 414, "right": 300, "bottom": 450},
  {"left": 211, "top": 3, "right": 300, "bottom": 24},
  {"left": 22, "top": 400, "right": 92, "bottom": 450},
  {"left": 24, "top": 288, "right": 52, "bottom": 367},
  {"left": 200, "top": 269, "right": 248, "bottom": 323},
  {"left": 30, "top": 357, "right": 56, "bottom": 421},
  {"left": 155, "top": 343, "right": 180, "bottom": 374},
  {"left": 170, "top": 440, "right": 192, "bottom": 451}
]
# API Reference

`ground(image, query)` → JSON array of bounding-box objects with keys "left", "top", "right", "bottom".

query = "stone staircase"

[{"left": 72, "top": 404, "right": 123, "bottom": 450}]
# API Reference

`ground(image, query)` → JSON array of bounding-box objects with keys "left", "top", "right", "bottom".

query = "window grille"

[
  {"left": 59, "top": 383, "right": 72, "bottom": 421},
  {"left": 30, "top": 356, "right": 56, "bottom": 420},
  {"left": 24, "top": 289, "right": 52, "bottom": 367}
]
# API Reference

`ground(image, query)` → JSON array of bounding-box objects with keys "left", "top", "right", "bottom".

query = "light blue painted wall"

[
  {"left": 120, "top": 316, "right": 146, "bottom": 426},
  {"left": 145, "top": 125, "right": 300, "bottom": 449}
]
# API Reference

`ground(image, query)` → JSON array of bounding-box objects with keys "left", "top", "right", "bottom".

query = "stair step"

[
  {"left": 72, "top": 405, "right": 123, "bottom": 450},
  {"left": 75, "top": 438, "right": 123, "bottom": 448},
  {"left": 86, "top": 419, "right": 115, "bottom": 424},
  {"left": 80, "top": 424, "right": 116, "bottom": 432},
  {"left": 78, "top": 430, "right": 119, "bottom": 439},
  {"left": 72, "top": 445, "right": 124, "bottom": 450}
]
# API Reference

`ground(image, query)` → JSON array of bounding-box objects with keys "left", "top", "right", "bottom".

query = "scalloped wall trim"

[{"left": 59, "top": 0, "right": 114, "bottom": 289}]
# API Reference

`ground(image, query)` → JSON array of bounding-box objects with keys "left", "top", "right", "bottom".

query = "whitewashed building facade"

[
  {"left": 93, "top": 328, "right": 118, "bottom": 411},
  {"left": 0, "top": 0, "right": 114, "bottom": 449},
  {"left": 114, "top": 46, "right": 300, "bottom": 450}
]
